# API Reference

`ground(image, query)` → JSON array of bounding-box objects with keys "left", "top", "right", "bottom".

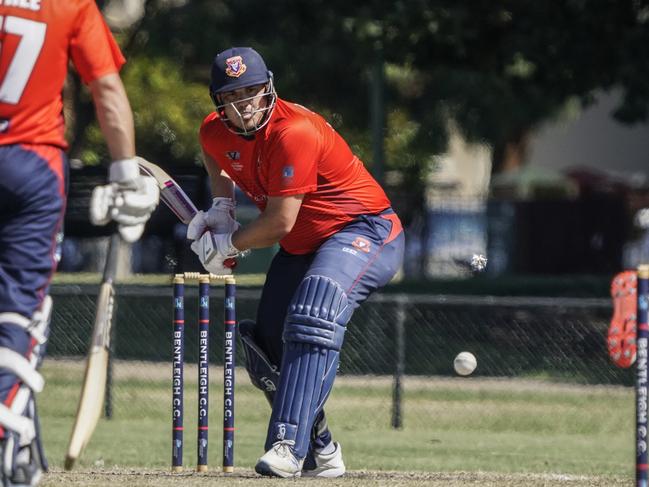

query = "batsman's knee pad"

[
  {"left": 0, "top": 296, "right": 51, "bottom": 486},
  {"left": 266, "top": 276, "right": 349, "bottom": 458},
  {"left": 239, "top": 320, "right": 279, "bottom": 405}
]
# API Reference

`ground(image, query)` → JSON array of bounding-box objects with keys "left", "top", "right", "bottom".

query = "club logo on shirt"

[
  {"left": 282, "top": 166, "right": 294, "bottom": 178},
  {"left": 351, "top": 236, "right": 371, "bottom": 253},
  {"left": 225, "top": 151, "right": 242, "bottom": 170},
  {"left": 225, "top": 56, "right": 247, "bottom": 78}
]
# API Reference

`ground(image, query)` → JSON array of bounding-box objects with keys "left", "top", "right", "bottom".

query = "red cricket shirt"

[
  {"left": 0, "top": 0, "right": 125, "bottom": 149},
  {"left": 200, "top": 98, "right": 392, "bottom": 254}
]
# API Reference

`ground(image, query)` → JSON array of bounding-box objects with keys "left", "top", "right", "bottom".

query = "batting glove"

[
  {"left": 187, "top": 197, "right": 240, "bottom": 241},
  {"left": 190, "top": 231, "right": 239, "bottom": 275},
  {"left": 90, "top": 158, "right": 160, "bottom": 242}
]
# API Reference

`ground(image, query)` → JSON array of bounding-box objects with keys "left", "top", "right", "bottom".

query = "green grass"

[{"left": 39, "top": 360, "right": 633, "bottom": 479}]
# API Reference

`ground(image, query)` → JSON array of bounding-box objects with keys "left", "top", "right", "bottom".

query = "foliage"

[
  {"left": 71, "top": 1, "right": 649, "bottom": 214},
  {"left": 365, "top": 0, "right": 649, "bottom": 176},
  {"left": 123, "top": 58, "right": 208, "bottom": 165},
  {"left": 73, "top": 56, "right": 209, "bottom": 167}
]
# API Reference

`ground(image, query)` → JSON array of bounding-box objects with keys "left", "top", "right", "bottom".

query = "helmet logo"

[{"left": 225, "top": 56, "right": 247, "bottom": 78}]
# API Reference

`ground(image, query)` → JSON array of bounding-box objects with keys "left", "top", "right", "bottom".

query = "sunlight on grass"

[{"left": 40, "top": 360, "right": 632, "bottom": 478}]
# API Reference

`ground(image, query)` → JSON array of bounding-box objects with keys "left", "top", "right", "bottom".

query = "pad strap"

[
  {"left": 0, "top": 349, "right": 43, "bottom": 393},
  {"left": 0, "top": 296, "right": 52, "bottom": 345}
]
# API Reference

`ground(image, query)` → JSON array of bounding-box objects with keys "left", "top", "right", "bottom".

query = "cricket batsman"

[{"left": 188, "top": 46, "right": 405, "bottom": 477}]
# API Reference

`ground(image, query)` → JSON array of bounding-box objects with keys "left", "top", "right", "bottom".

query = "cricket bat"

[
  {"left": 137, "top": 157, "right": 242, "bottom": 268},
  {"left": 64, "top": 232, "right": 121, "bottom": 470},
  {"left": 136, "top": 157, "right": 198, "bottom": 225}
]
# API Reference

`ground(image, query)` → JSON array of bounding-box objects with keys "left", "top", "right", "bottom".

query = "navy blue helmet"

[
  {"left": 209, "top": 47, "right": 276, "bottom": 135},
  {"left": 210, "top": 47, "right": 272, "bottom": 94}
]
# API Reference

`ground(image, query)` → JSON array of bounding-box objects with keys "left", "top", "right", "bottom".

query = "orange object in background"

[{"left": 608, "top": 270, "right": 638, "bottom": 368}]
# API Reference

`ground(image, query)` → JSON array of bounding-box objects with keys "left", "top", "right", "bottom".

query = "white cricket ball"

[{"left": 454, "top": 351, "right": 477, "bottom": 376}]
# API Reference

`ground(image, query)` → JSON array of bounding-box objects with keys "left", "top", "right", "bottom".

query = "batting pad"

[{"left": 266, "top": 275, "right": 349, "bottom": 458}]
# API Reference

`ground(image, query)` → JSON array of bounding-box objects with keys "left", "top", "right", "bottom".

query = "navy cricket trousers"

[
  {"left": 254, "top": 208, "right": 405, "bottom": 368},
  {"left": 0, "top": 144, "right": 66, "bottom": 318},
  {"left": 0, "top": 144, "right": 66, "bottom": 406}
]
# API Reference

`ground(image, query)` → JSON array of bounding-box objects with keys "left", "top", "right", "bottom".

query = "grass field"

[{"left": 37, "top": 359, "right": 633, "bottom": 486}]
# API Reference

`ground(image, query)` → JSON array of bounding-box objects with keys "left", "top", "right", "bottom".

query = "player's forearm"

[
  {"left": 231, "top": 212, "right": 292, "bottom": 250},
  {"left": 232, "top": 195, "right": 302, "bottom": 250},
  {"left": 89, "top": 73, "right": 135, "bottom": 160},
  {"left": 208, "top": 168, "right": 235, "bottom": 200}
]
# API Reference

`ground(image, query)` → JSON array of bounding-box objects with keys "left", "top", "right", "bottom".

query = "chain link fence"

[
  {"left": 46, "top": 284, "right": 630, "bottom": 412},
  {"left": 41, "top": 284, "right": 635, "bottom": 476}
]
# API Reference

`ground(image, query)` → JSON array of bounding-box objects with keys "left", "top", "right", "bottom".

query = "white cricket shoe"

[
  {"left": 255, "top": 441, "right": 304, "bottom": 478},
  {"left": 302, "top": 442, "right": 346, "bottom": 478}
]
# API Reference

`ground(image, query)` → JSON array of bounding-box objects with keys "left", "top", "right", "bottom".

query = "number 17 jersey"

[{"left": 0, "top": 0, "right": 125, "bottom": 149}]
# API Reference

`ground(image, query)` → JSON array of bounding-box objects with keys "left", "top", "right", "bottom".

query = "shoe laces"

[{"left": 272, "top": 440, "right": 295, "bottom": 459}]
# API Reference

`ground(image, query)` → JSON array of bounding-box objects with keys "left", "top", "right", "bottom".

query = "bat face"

[
  {"left": 92, "top": 283, "right": 114, "bottom": 350},
  {"left": 65, "top": 234, "right": 120, "bottom": 470},
  {"left": 137, "top": 157, "right": 198, "bottom": 224},
  {"left": 64, "top": 282, "right": 114, "bottom": 469}
]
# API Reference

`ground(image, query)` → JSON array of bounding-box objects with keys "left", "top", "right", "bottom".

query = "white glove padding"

[
  {"left": 190, "top": 232, "right": 239, "bottom": 275},
  {"left": 117, "top": 222, "right": 146, "bottom": 243},
  {"left": 187, "top": 197, "right": 239, "bottom": 241},
  {"left": 89, "top": 158, "right": 160, "bottom": 243},
  {"left": 89, "top": 184, "right": 113, "bottom": 226}
]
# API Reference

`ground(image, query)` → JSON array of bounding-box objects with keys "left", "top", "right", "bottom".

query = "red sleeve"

[
  {"left": 265, "top": 120, "right": 319, "bottom": 197},
  {"left": 199, "top": 113, "right": 223, "bottom": 166},
  {"left": 69, "top": 0, "right": 125, "bottom": 84}
]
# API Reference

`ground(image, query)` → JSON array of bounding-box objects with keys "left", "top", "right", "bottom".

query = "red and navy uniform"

[
  {"left": 0, "top": 0, "right": 125, "bottom": 148},
  {"left": 0, "top": 0, "right": 124, "bottom": 406},
  {"left": 202, "top": 97, "right": 404, "bottom": 456},
  {"left": 0, "top": 0, "right": 124, "bottom": 316},
  {"left": 200, "top": 95, "right": 405, "bottom": 370},
  {"left": 201, "top": 98, "right": 396, "bottom": 254}
]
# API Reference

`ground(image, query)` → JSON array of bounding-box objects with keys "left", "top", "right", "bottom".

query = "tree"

[
  {"left": 375, "top": 1, "right": 648, "bottom": 175},
  {"left": 69, "top": 0, "right": 649, "bottom": 224}
]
